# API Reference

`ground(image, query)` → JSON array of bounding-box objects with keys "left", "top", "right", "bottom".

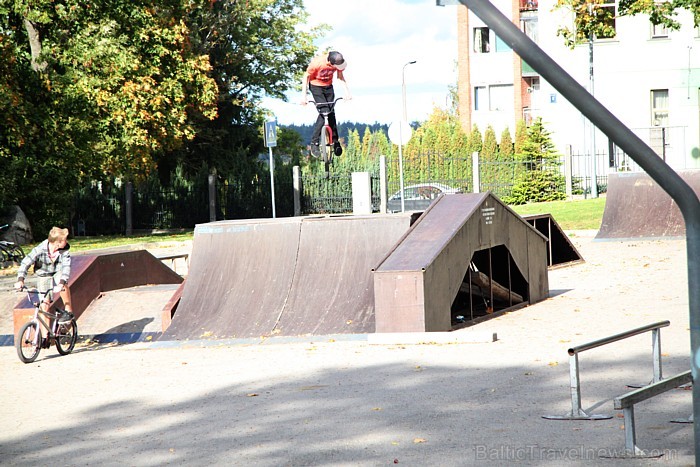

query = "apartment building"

[{"left": 454, "top": 0, "right": 700, "bottom": 170}]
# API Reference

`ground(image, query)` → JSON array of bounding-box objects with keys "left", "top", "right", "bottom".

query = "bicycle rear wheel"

[
  {"left": 7, "top": 244, "right": 24, "bottom": 263},
  {"left": 56, "top": 319, "right": 78, "bottom": 355},
  {"left": 16, "top": 321, "right": 41, "bottom": 363},
  {"left": 320, "top": 125, "right": 333, "bottom": 176}
]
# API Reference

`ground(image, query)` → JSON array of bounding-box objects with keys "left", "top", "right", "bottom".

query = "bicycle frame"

[
  {"left": 308, "top": 97, "right": 343, "bottom": 176},
  {"left": 25, "top": 290, "right": 60, "bottom": 344}
]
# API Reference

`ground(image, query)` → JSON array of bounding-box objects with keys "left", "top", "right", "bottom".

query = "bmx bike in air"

[{"left": 308, "top": 97, "right": 343, "bottom": 178}]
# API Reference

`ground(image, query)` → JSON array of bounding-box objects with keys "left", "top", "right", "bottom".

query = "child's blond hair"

[{"left": 48, "top": 227, "right": 69, "bottom": 243}]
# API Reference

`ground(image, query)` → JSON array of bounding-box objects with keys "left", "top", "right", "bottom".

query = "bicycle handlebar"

[{"left": 307, "top": 97, "right": 343, "bottom": 113}]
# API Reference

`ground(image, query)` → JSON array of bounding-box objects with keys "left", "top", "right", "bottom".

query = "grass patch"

[
  {"left": 509, "top": 197, "right": 606, "bottom": 230},
  {"left": 68, "top": 231, "right": 194, "bottom": 251}
]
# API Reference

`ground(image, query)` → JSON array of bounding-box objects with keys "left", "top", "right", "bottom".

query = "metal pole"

[
  {"left": 458, "top": 1, "right": 700, "bottom": 459},
  {"left": 268, "top": 146, "right": 276, "bottom": 218},
  {"left": 588, "top": 6, "right": 598, "bottom": 198},
  {"left": 399, "top": 123, "right": 405, "bottom": 213},
  {"left": 652, "top": 328, "right": 663, "bottom": 383},
  {"left": 569, "top": 353, "right": 586, "bottom": 417},
  {"left": 400, "top": 61, "right": 416, "bottom": 212},
  {"left": 292, "top": 165, "right": 301, "bottom": 217}
]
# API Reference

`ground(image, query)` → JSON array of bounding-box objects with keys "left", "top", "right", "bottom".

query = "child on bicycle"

[
  {"left": 301, "top": 50, "right": 352, "bottom": 158},
  {"left": 14, "top": 226, "right": 74, "bottom": 323}
]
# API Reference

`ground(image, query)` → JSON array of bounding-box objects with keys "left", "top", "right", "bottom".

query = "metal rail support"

[
  {"left": 613, "top": 370, "right": 692, "bottom": 457},
  {"left": 157, "top": 253, "right": 189, "bottom": 275},
  {"left": 543, "top": 321, "right": 670, "bottom": 420}
]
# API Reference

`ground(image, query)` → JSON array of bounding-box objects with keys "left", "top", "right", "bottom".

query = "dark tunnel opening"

[{"left": 450, "top": 244, "right": 529, "bottom": 328}]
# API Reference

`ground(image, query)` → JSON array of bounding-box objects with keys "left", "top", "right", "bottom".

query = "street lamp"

[
  {"left": 402, "top": 60, "right": 417, "bottom": 122},
  {"left": 399, "top": 60, "right": 416, "bottom": 212}
]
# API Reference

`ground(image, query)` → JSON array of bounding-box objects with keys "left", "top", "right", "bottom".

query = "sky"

[{"left": 261, "top": 0, "right": 458, "bottom": 126}]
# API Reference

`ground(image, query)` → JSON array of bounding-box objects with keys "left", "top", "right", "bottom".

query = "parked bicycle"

[
  {"left": 308, "top": 97, "right": 343, "bottom": 178},
  {"left": 15, "top": 286, "right": 78, "bottom": 363},
  {"left": 0, "top": 224, "right": 25, "bottom": 267}
]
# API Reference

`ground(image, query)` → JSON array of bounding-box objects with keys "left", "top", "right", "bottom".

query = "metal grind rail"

[
  {"left": 543, "top": 321, "right": 670, "bottom": 421},
  {"left": 613, "top": 370, "right": 692, "bottom": 458}
]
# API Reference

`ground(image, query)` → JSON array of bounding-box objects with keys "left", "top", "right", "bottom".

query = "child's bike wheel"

[
  {"left": 56, "top": 320, "right": 78, "bottom": 355},
  {"left": 16, "top": 322, "right": 41, "bottom": 363}
]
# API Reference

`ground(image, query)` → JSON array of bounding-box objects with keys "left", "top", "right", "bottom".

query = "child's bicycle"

[
  {"left": 15, "top": 286, "right": 78, "bottom": 363},
  {"left": 308, "top": 97, "right": 343, "bottom": 177},
  {"left": 0, "top": 224, "right": 25, "bottom": 267}
]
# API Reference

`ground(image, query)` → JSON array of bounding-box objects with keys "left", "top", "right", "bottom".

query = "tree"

[
  {"left": 504, "top": 118, "right": 566, "bottom": 204},
  {"left": 556, "top": 0, "right": 699, "bottom": 48},
  {"left": 174, "top": 0, "right": 323, "bottom": 181},
  {"left": 619, "top": 0, "right": 699, "bottom": 29},
  {"left": 1, "top": 0, "right": 220, "bottom": 231}
]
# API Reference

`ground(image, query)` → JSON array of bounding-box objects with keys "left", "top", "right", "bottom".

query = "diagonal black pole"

[{"left": 453, "top": 0, "right": 700, "bottom": 460}]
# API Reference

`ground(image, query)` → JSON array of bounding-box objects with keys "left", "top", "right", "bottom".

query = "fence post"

[
  {"left": 293, "top": 166, "right": 301, "bottom": 217},
  {"left": 565, "top": 145, "right": 573, "bottom": 199},
  {"left": 208, "top": 172, "right": 216, "bottom": 222},
  {"left": 379, "top": 156, "right": 387, "bottom": 214},
  {"left": 471, "top": 151, "right": 480, "bottom": 193},
  {"left": 125, "top": 181, "right": 133, "bottom": 236}
]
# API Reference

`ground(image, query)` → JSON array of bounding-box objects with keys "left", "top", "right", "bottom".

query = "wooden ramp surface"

[
  {"left": 597, "top": 170, "right": 700, "bottom": 239},
  {"left": 161, "top": 215, "right": 414, "bottom": 340}
]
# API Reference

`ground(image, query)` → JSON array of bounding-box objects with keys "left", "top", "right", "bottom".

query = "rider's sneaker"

[
  {"left": 58, "top": 311, "right": 74, "bottom": 323},
  {"left": 333, "top": 142, "right": 342, "bottom": 156},
  {"left": 310, "top": 144, "right": 320, "bottom": 158}
]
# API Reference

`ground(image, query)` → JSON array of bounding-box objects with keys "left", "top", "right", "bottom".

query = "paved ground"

[{"left": 0, "top": 231, "right": 695, "bottom": 465}]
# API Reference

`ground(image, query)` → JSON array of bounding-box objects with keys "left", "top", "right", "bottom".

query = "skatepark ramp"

[
  {"left": 597, "top": 170, "right": 700, "bottom": 239},
  {"left": 161, "top": 215, "right": 416, "bottom": 340},
  {"left": 13, "top": 250, "right": 183, "bottom": 337},
  {"left": 373, "top": 193, "right": 549, "bottom": 333},
  {"left": 523, "top": 214, "right": 584, "bottom": 268}
]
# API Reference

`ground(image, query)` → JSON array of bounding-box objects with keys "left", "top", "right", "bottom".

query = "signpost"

[
  {"left": 264, "top": 120, "right": 277, "bottom": 218},
  {"left": 388, "top": 120, "right": 413, "bottom": 212}
]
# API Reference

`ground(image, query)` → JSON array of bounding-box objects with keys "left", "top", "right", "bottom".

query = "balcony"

[{"left": 520, "top": 0, "right": 538, "bottom": 11}]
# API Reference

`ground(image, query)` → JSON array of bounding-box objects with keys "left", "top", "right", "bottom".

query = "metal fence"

[{"left": 71, "top": 149, "right": 621, "bottom": 235}]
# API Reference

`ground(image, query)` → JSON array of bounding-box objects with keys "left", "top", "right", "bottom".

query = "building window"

[
  {"left": 579, "top": 0, "right": 616, "bottom": 41},
  {"left": 474, "top": 27, "right": 490, "bottom": 53},
  {"left": 597, "top": 0, "right": 617, "bottom": 39},
  {"left": 489, "top": 84, "right": 513, "bottom": 111},
  {"left": 651, "top": 89, "right": 669, "bottom": 126},
  {"left": 521, "top": 15, "right": 538, "bottom": 43},
  {"left": 495, "top": 34, "right": 512, "bottom": 52},
  {"left": 651, "top": 21, "right": 669, "bottom": 38},
  {"left": 474, "top": 86, "right": 486, "bottom": 111},
  {"left": 525, "top": 76, "right": 540, "bottom": 93}
]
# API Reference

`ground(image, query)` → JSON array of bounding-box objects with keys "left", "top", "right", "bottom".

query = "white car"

[{"left": 387, "top": 183, "right": 461, "bottom": 212}]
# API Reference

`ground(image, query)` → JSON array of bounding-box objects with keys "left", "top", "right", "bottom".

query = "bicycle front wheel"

[
  {"left": 56, "top": 320, "right": 78, "bottom": 355},
  {"left": 0, "top": 246, "right": 9, "bottom": 267},
  {"left": 16, "top": 321, "right": 42, "bottom": 363}
]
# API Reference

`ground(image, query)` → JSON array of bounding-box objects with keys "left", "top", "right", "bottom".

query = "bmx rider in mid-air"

[{"left": 301, "top": 50, "right": 352, "bottom": 158}]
